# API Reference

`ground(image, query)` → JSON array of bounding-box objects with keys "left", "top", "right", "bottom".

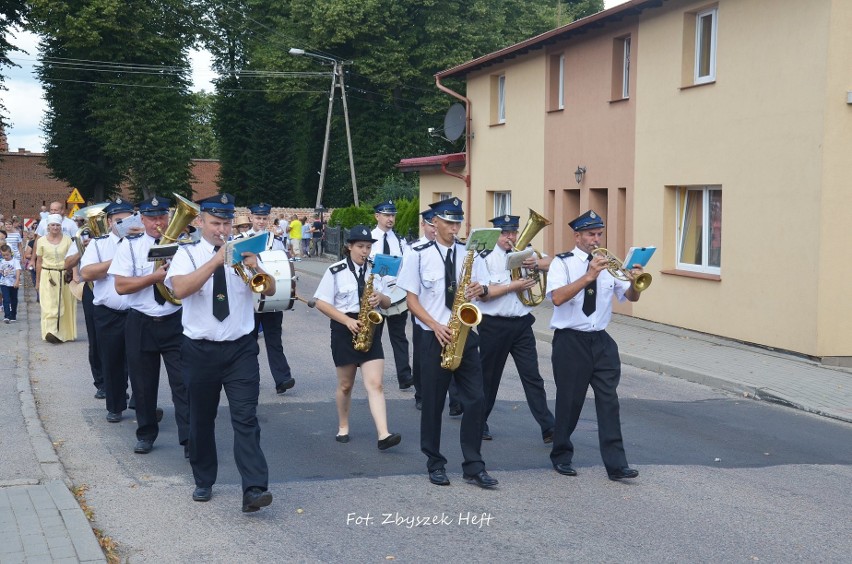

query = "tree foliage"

[
  {"left": 29, "top": 0, "right": 198, "bottom": 200},
  {"left": 0, "top": 0, "right": 29, "bottom": 130}
]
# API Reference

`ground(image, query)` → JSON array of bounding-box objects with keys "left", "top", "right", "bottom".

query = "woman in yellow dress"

[{"left": 35, "top": 214, "right": 76, "bottom": 343}]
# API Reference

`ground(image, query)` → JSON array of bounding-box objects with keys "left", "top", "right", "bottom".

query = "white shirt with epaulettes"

[
  {"left": 108, "top": 232, "right": 181, "bottom": 317},
  {"left": 313, "top": 258, "right": 388, "bottom": 314},
  {"left": 396, "top": 239, "right": 489, "bottom": 331},
  {"left": 80, "top": 233, "right": 129, "bottom": 311}
]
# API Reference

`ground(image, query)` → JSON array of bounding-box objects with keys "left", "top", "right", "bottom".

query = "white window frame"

[
  {"left": 438, "top": 192, "right": 451, "bottom": 201},
  {"left": 558, "top": 54, "right": 565, "bottom": 110},
  {"left": 694, "top": 7, "right": 718, "bottom": 84},
  {"left": 676, "top": 186, "right": 721, "bottom": 274},
  {"left": 493, "top": 191, "right": 511, "bottom": 217},
  {"left": 622, "top": 37, "right": 631, "bottom": 99},
  {"left": 497, "top": 74, "right": 506, "bottom": 123}
]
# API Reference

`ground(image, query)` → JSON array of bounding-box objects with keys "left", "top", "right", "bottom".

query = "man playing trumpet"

[{"left": 547, "top": 210, "right": 644, "bottom": 481}]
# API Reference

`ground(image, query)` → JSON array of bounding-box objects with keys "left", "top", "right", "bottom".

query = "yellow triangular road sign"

[
  {"left": 67, "top": 188, "right": 85, "bottom": 204},
  {"left": 67, "top": 204, "right": 81, "bottom": 218}
]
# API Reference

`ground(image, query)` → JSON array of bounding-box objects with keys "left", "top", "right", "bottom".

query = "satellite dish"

[{"left": 443, "top": 103, "right": 466, "bottom": 142}]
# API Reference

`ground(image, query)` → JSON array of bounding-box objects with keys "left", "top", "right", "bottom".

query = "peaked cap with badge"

[
  {"left": 346, "top": 224, "right": 377, "bottom": 243},
  {"left": 373, "top": 200, "right": 397, "bottom": 214},
  {"left": 197, "top": 193, "right": 236, "bottom": 219},
  {"left": 138, "top": 196, "right": 170, "bottom": 216},
  {"left": 489, "top": 214, "right": 520, "bottom": 231},
  {"left": 428, "top": 197, "right": 464, "bottom": 223},
  {"left": 568, "top": 210, "right": 605, "bottom": 231}
]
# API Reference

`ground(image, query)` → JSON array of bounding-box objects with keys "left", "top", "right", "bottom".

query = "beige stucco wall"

[{"left": 633, "top": 0, "right": 835, "bottom": 356}]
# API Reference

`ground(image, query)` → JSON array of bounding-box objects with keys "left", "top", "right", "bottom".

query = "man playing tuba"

[{"left": 476, "top": 214, "right": 555, "bottom": 444}]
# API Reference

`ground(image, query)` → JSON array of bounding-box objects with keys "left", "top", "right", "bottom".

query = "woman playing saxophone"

[{"left": 312, "top": 225, "right": 402, "bottom": 451}]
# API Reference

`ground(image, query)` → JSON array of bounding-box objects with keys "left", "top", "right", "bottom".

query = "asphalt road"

[{"left": 26, "top": 267, "right": 852, "bottom": 562}]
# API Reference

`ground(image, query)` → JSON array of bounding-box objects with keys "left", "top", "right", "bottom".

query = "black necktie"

[
  {"left": 212, "top": 246, "right": 230, "bottom": 321},
  {"left": 582, "top": 254, "right": 596, "bottom": 317},
  {"left": 152, "top": 238, "right": 166, "bottom": 305},
  {"left": 357, "top": 265, "right": 366, "bottom": 299},
  {"left": 383, "top": 233, "right": 391, "bottom": 255},
  {"left": 445, "top": 246, "right": 456, "bottom": 310}
]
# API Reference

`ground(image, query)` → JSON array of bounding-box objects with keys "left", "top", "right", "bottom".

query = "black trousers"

[
  {"left": 252, "top": 310, "right": 293, "bottom": 386},
  {"left": 550, "top": 328, "right": 628, "bottom": 472},
  {"left": 420, "top": 330, "right": 485, "bottom": 475},
  {"left": 125, "top": 309, "right": 189, "bottom": 444},
  {"left": 183, "top": 334, "right": 268, "bottom": 493},
  {"left": 413, "top": 320, "right": 461, "bottom": 407},
  {"left": 82, "top": 284, "right": 102, "bottom": 390},
  {"left": 479, "top": 314, "right": 555, "bottom": 436},
  {"left": 378, "top": 311, "right": 412, "bottom": 385},
  {"left": 93, "top": 305, "right": 129, "bottom": 414}
]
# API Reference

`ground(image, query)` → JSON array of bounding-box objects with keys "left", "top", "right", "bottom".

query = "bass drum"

[
  {"left": 381, "top": 285, "right": 409, "bottom": 316},
  {"left": 255, "top": 250, "right": 295, "bottom": 312}
]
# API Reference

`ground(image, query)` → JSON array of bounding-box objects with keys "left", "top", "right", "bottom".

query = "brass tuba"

[
  {"left": 590, "top": 247, "right": 652, "bottom": 292},
  {"left": 154, "top": 193, "right": 200, "bottom": 305},
  {"left": 510, "top": 209, "right": 551, "bottom": 306}
]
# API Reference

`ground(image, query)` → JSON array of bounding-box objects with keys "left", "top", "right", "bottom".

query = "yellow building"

[{"left": 402, "top": 0, "right": 852, "bottom": 364}]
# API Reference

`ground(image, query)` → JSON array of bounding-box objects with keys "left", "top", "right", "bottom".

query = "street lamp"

[
  {"left": 290, "top": 48, "right": 359, "bottom": 208},
  {"left": 574, "top": 166, "right": 586, "bottom": 184}
]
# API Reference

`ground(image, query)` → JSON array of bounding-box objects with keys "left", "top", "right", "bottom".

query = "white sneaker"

[
  {"left": 3, "top": 319, "right": 8, "bottom": 324},
  {"left": 9, "top": 319, "right": 16, "bottom": 323}
]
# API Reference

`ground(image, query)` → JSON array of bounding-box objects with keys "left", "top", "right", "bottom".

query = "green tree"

[{"left": 188, "top": 91, "right": 219, "bottom": 159}]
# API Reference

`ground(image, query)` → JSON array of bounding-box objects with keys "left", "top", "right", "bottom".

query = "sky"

[{"left": 0, "top": 0, "right": 628, "bottom": 153}]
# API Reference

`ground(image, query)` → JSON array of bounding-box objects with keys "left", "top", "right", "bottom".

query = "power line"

[{"left": 44, "top": 76, "right": 326, "bottom": 94}]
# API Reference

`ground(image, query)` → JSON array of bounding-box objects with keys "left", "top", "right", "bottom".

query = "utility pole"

[{"left": 290, "top": 49, "right": 358, "bottom": 208}]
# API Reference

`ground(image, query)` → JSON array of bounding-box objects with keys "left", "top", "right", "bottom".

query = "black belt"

[
  {"left": 95, "top": 304, "right": 128, "bottom": 315},
  {"left": 130, "top": 308, "right": 181, "bottom": 322},
  {"left": 555, "top": 327, "right": 604, "bottom": 336}
]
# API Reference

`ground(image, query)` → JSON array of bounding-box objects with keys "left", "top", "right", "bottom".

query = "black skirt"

[{"left": 330, "top": 312, "right": 384, "bottom": 367}]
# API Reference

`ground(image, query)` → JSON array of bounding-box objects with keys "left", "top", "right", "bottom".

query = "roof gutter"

[{"left": 434, "top": 75, "right": 472, "bottom": 236}]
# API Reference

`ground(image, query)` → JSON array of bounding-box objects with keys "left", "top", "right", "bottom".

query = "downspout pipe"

[{"left": 435, "top": 75, "right": 472, "bottom": 236}]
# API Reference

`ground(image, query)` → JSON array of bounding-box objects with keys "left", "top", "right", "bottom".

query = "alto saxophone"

[
  {"left": 440, "top": 247, "right": 482, "bottom": 371},
  {"left": 353, "top": 269, "right": 384, "bottom": 352}
]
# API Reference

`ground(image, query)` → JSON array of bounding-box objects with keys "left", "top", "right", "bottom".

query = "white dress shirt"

[
  {"left": 314, "top": 258, "right": 386, "bottom": 314},
  {"left": 475, "top": 246, "right": 532, "bottom": 318},
  {"left": 369, "top": 227, "right": 407, "bottom": 259},
  {"left": 108, "top": 233, "right": 181, "bottom": 317},
  {"left": 546, "top": 246, "right": 629, "bottom": 332},
  {"left": 81, "top": 233, "right": 129, "bottom": 311},
  {"left": 396, "top": 240, "right": 489, "bottom": 331},
  {"left": 165, "top": 238, "right": 255, "bottom": 341}
]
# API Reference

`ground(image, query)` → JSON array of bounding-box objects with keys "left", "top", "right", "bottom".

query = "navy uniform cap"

[
  {"left": 420, "top": 209, "right": 436, "bottom": 224},
  {"left": 248, "top": 203, "right": 272, "bottom": 216},
  {"left": 373, "top": 200, "right": 397, "bottom": 214},
  {"left": 346, "top": 224, "right": 377, "bottom": 243},
  {"left": 568, "top": 210, "right": 605, "bottom": 231},
  {"left": 138, "top": 196, "right": 171, "bottom": 216},
  {"left": 105, "top": 197, "right": 134, "bottom": 216},
  {"left": 490, "top": 214, "right": 521, "bottom": 231},
  {"left": 197, "top": 193, "right": 236, "bottom": 219},
  {"left": 429, "top": 197, "right": 464, "bottom": 223}
]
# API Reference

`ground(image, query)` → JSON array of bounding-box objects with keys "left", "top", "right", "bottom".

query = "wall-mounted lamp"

[{"left": 574, "top": 166, "right": 586, "bottom": 184}]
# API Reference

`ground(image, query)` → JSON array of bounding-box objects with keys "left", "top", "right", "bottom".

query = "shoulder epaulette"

[
  {"left": 125, "top": 233, "right": 144, "bottom": 240},
  {"left": 478, "top": 249, "right": 492, "bottom": 258},
  {"left": 180, "top": 240, "right": 200, "bottom": 246},
  {"left": 413, "top": 241, "right": 435, "bottom": 252},
  {"left": 274, "top": 235, "right": 284, "bottom": 242},
  {"left": 330, "top": 262, "right": 347, "bottom": 274},
  {"left": 556, "top": 251, "right": 574, "bottom": 259}
]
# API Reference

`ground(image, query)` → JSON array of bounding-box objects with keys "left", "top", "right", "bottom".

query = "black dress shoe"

[
  {"left": 377, "top": 433, "right": 401, "bottom": 451},
  {"left": 463, "top": 470, "right": 498, "bottom": 488},
  {"left": 134, "top": 439, "right": 154, "bottom": 454},
  {"left": 242, "top": 487, "right": 273, "bottom": 512},
  {"left": 106, "top": 411, "right": 122, "bottom": 423},
  {"left": 428, "top": 468, "right": 450, "bottom": 486},
  {"left": 276, "top": 378, "right": 296, "bottom": 394},
  {"left": 155, "top": 407, "right": 164, "bottom": 423},
  {"left": 398, "top": 377, "right": 414, "bottom": 390},
  {"left": 94, "top": 388, "right": 106, "bottom": 399},
  {"left": 482, "top": 429, "right": 492, "bottom": 440},
  {"left": 608, "top": 467, "right": 639, "bottom": 481},
  {"left": 542, "top": 429, "right": 554, "bottom": 444},
  {"left": 448, "top": 405, "right": 463, "bottom": 417},
  {"left": 554, "top": 463, "right": 577, "bottom": 476},
  {"left": 192, "top": 486, "right": 212, "bottom": 502},
  {"left": 184, "top": 444, "right": 190, "bottom": 459},
  {"left": 415, "top": 399, "right": 422, "bottom": 411},
  {"left": 335, "top": 434, "right": 350, "bottom": 443},
  {"left": 45, "top": 333, "right": 62, "bottom": 344}
]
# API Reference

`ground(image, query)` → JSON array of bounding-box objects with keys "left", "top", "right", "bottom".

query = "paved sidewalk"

[
  {"left": 297, "top": 257, "right": 852, "bottom": 424},
  {"left": 0, "top": 289, "right": 106, "bottom": 563}
]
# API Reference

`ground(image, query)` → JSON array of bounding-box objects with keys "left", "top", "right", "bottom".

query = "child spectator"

[{"left": 0, "top": 244, "right": 21, "bottom": 322}]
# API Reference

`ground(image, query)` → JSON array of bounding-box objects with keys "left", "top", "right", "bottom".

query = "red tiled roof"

[{"left": 396, "top": 153, "right": 466, "bottom": 172}]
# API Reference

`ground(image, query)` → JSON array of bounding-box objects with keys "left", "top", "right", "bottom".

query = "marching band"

[{"left": 67, "top": 193, "right": 648, "bottom": 511}]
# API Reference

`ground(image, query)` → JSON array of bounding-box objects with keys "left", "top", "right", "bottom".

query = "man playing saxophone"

[
  {"left": 477, "top": 214, "right": 555, "bottom": 444},
  {"left": 396, "top": 198, "right": 498, "bottom": 489},
  {"left": 312, "top": 225, "right": 401, "bottom": 451}
]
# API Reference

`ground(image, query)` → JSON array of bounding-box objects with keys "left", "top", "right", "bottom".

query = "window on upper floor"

[
  {"left": 548, "top": 53, "right": 566, "bottom": 111},
  {"left": 676, "top": 185, "right": 722, "bottom": 273},
  {"left": 491, "top": 74, "right": 507, "bottom": 124},
  {"left": 611, "top": 35, "right": 631, "bottom": 100},
  {"left": 694, "top": 7, "right": 717, "bottom": 84}
]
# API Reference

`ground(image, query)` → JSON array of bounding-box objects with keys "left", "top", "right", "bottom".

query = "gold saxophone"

[
  {"left": 353, "top": 269, "right": 384, "bottom": 352},
  {"left": 440, "top": 247, "right": 482, "bottom": 371}
]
